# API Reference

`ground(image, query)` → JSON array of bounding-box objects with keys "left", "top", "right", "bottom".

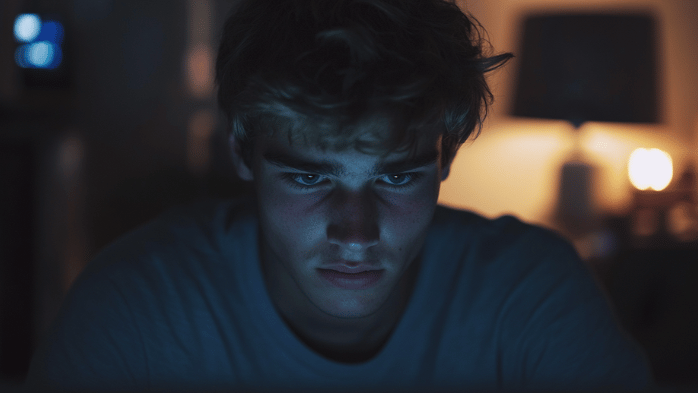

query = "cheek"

[
  {"left": 257, "top": 181, "right": 327, "bottom": 246},
  {"left": 381, "top": 181, "right": 440, "bottom": 248}
]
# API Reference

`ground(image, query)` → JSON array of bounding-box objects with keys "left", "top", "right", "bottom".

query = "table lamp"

[{"left": 511, "top": 12, "right": 661, "bottom": 237}]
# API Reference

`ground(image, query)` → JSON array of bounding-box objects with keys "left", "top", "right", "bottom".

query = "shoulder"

[
  {"left": 426, "top": 205, "right": 592, "bottom": 321},
  {"left": 427, "top": 205, "right": 600, "bottom": 332},
  {"left": 58, "top": 196, "right": 259, "bottom": 330},
  {"left": 433, "top": 204, "right": 558, "bottom": 239},
  {"left": 27, "top": 197, "right": 259, "bottom": 390},
  {"left": 431, "top": 204, "right": 578, "bottom": 268},
  {"left": 430, "top": 207, "right": 651, "bottom": 390},
  {"left": 58, "top": 196, "right": 258, "bottom": 312},
  {"left": 78, "top": 197, "right": 256, "bottom": 280}
]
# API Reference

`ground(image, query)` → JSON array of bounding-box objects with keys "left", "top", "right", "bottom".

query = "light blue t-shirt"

[{"left": 27, "top": 198, "right": 651, "bottom": 392}]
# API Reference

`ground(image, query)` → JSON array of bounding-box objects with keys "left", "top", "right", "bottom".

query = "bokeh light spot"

[
  {"left": 37, "top": 20, "right": 64, "bottom": 44},
  {"left": 14, "top": 14, "right": 41, "bottom": 42},
  {"left": 628, "top": 148, "right": 673, "bottom": 191},
  {"left": 28, "top": 41, "right": 55, "bottom": 68},
  {"left": 186, "top": 44, "right": 214, "bottom": 98}
]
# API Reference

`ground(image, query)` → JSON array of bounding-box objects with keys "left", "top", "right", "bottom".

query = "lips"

[
  {"left": 317, "top": 266, "right": 385, "bottom": 290},
  {"left": 322, "top": 264, "right": 379, "bottom": 274}
]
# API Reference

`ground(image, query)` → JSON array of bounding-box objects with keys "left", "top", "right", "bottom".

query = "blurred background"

[{"left": 1, "top": 0, "right": 697, "bottom": 389}]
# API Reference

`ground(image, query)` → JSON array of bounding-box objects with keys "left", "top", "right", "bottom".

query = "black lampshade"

[{"left": 511, "top": 13, "right": 660, "bottom": 126}]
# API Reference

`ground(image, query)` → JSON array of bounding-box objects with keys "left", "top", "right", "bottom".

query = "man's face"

[{"left": 232, "top": 130, "right": 451, "bottom": 321}]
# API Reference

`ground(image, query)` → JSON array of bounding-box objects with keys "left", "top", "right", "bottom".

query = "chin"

[
  {"left": 321, "top": 305, "right": 381, "bottom": 319},
  {"left": 313, "top": 287, "right": 392, "bottom": 319}
]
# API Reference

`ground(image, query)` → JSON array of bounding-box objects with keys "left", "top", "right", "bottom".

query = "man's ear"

[
  {"left": 441, "top": 165, "right": 451, "bottom": 181},
  {"left": 229, "top": 134, "right": 254, "bottom": 181},
  {"left": 440, "top": 152, "right": 454, "bottom": 181}
]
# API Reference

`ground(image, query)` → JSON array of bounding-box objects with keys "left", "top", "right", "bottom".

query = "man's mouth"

[
  {"left": 316, "top": 268, "right": 385, "bottom": 290},
  {"left": 321, "top": 263, "right": 381, "bottom": 274}
]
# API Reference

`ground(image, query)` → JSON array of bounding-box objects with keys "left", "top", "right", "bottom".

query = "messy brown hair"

[{"left": 216, "top": 0, "right": 512, "bottom": 167}]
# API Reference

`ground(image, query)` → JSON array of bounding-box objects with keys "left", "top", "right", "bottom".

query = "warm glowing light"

[
  {"left": 628, "top": 148, "right": 673, "bottom": 191},
  {"left": 186, "top": 45, "right": 214, "bottom": 98},
  {"left": 14, "top": 14, "right": 41, "bottom": 42}
]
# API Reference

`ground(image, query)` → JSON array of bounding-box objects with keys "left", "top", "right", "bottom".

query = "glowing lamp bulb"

[{"left": 628, "top": 148, "right": 673, "bottom": 191}]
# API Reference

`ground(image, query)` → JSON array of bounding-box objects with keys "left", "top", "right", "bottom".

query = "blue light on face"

[
  {"left": 14, "top": 14, "right": 65, "bottom": 69},
  {"left": 14, "top": 14, "right": 41, "bottom": 42}
]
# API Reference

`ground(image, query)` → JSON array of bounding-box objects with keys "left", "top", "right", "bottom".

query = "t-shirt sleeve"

[
  {"left": 497, "top": 225, "right": 653, "bottom": 391},
  {"left": 25, "top": 261, "right": 148, "bottom": 392}
]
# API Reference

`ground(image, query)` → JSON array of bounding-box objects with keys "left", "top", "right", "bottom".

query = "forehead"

[{"left": 253, "top": 105, "right": 444, "bottom": 157}]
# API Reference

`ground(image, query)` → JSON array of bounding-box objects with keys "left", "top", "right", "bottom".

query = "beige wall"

[{"left": 440, "top": 0, "right": 698, "bottom": 228}]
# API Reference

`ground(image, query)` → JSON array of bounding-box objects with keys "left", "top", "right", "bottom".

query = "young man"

[{"left": 27, "top": 0, "right": 651, "bottom": 391}]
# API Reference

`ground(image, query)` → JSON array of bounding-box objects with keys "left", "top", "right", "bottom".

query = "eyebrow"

[{"left": 263, "top": 149, "right": 439, "bottom": 176}]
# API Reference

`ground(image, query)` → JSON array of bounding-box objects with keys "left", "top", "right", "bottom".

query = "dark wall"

[
  {"left": 0, "top": 140, "right": 35, "bottom": 380},
  {"left": 1, "top": 0, "right": 247, "bottom": 382}
]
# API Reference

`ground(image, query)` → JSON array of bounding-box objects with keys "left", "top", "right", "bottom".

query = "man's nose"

[{"left": 326, "top": 189, "right": 379, "bottom": 252}]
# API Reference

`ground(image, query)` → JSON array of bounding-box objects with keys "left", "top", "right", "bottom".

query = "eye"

[
  {"left": 283, "top": 173, "right": 327, "bottom": 188},
  {"left": 381, "top": 173, "right": 421, "bottom": 187},
  {"left": 295, "top": 174, "right": 324, "bottom": 185}
]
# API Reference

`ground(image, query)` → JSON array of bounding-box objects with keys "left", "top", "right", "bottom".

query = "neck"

[{"left": 278, "top": 291, "right": 405, "bottom": 363}]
